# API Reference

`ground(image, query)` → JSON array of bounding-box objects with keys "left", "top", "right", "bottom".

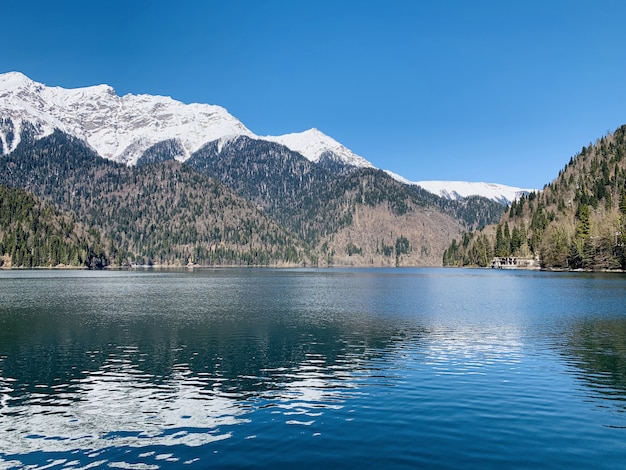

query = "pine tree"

[{"left": 576, "top": 204, "right": 591, "bottom": 240}]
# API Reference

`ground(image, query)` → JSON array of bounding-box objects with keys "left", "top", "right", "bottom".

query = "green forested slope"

[
  {"left": 187, "top": 138, "right": 504, "bottom": 246},
  {"left": 187, "top": 136, "right": 505, "bottom": 266},
  {"left": 0, "top": 185, "right": 102, "bottom": 267},
  {"left": 0, "top": 131, "right": 311, "bottom": 267},
  {"left": 0, "top": 127, "right": 506, "bottom": 268},
  {"left": 444, "top": 125, "right": 626, "bottom": 270}
]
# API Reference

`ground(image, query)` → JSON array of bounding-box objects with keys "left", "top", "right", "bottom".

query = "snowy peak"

[
  {"left": 0, "top": 72, "right": 256, "bottom": 164},
  {"left": 414, "top": 180, "right": 534, "bottom": 205},
  {"left": 0, "top": 72, "right": 376, "bottom": 170},
  {"left": 0, "top": 71, "right": 35, "bottom": 90},
  {"left": 1, "top": 72, "right": 534, "bottom": 199},
  {"left": 383, "top": 171, "right": 534, "bottom": 205},
  {"left": 263, "top": 128, "right": 374, "bottom": 168}
]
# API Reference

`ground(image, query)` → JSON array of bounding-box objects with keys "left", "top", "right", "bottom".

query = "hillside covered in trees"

[
  {"left": 0, "top": 131, "right": 312, "bottom": 267},
  {"left": 0, "top": 185, "right": 104, "bottom": 268},
  {"left": 444, "top": 125, "right": 626, "bottom": 271},
  {"left": 0, "top": 125, "right": 509, "bottom": 268},
  {"left": 185, "top": 135, "right": 504, "bottom": 265}
]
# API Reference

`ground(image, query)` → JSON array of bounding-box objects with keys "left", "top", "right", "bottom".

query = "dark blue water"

[{"left": 1, "top": 268, "right": 625, "bottom": 469}]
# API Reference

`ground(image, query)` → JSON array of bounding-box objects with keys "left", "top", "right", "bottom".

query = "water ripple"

[{"left": 2, "top": 268, "right": 626, "bottom": 468}]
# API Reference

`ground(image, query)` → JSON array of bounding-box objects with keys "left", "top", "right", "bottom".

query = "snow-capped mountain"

[
  {"left": 0, "top": 71, "right": 254, "bottom": 165},
  {"left": 384, "top": 170, "right": 534, "bottom": 204},
  {"left": 414, "top": 180, "right": 534, "bottom": 205},
  {"left": 0, "top": 72, "right": 371, "bottom": 169},
  {"left": 0, "top": 72, "right": 534, "bottom": 203},
  {"left": 264, "top": 128, "right": 374, "bottom": 168}
]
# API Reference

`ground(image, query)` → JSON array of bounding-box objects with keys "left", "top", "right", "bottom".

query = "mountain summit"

[
  {"left": 0, "top": 71, "right": 254, "bottom": 164},
  {"left": 0, "top": 72, "right": 532, "bottom": 202},
  {"left": 411, "top": 180, "right": 534, "bottom": 205},
  {"left": 264, "top": 128, "right": 374, "bottom": 169},
  {"left": 384, "top": 171, "right": 534, "bottom": 205},
  {"left": 0, "top": 72, "right": 514, "bottom": 267},
  {"left": 0, "top": 72, "right": 371, "bottom": 170}
]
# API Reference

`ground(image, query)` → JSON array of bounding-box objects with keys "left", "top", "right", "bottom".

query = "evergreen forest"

[
  {"left": 0, "top": 185, "right": 101, "bottom": 267},
  {"left": 0, "top": 127, "right": 506, "bottom": 269},
  {"left": 0, "top": 132, "right": 310, "bottom": 268},
  {"left": 444, "top": 125, "right": 626, "bottom": 271}
]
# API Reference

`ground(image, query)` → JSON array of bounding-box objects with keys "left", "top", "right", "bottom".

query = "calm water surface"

[{"left": 1, "top": 268, "right": 625, "bottom": 469}]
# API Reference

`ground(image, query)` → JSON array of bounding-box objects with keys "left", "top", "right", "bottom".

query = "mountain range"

[
  {"left": 0, "top": 72, "right": 517, "bottom": 268},
  {"left": 0, "top": 72, "right": 531, "bottom": 203}
]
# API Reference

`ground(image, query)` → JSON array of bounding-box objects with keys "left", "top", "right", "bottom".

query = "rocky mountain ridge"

[{"left": 1, "top": 72, "right": 529, "bottom": 202}]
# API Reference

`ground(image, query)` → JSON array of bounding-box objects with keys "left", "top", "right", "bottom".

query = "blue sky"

[{"left": 3, "top": 1, "right": 626, "bottom": 189}]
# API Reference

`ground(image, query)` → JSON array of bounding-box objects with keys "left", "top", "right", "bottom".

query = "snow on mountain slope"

[
  {"left": 263, "top": 128, "right": 374, "bottom": 168},
  {"left": 0, "top": 72, "right": 534, "bottom": 201},
  {"left": 383, "top": 171, "right": 534, "bottom": 204},
  {"left": 0, "top": 71, "right": 255, "bottom": 164},
  {"left": 0, "top": 72, "right": 376, "bottom": 170},
  {"left": 419, "top": 180, "right": 533, "bottom": 204}
]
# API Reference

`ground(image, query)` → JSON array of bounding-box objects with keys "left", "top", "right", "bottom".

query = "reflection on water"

[
  {"left": 422, "top": 325, "right": 524, "bottom": 377},
  {"left": 1, "top": 268, "right": 626, "bottom": 468},
  {"left": 562, "top": 318, "right": 626, "bottom": 406}
]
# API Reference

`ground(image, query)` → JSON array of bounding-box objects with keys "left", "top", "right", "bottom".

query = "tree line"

[
  {"left": 444, "top": 125, "right": 626, "bottom": 270},
  {"left": 0, "top": 185, "right": 104, "bottom": 267},
  {"left": 1, "top": 127, "right": 507, "bottom": 269}
]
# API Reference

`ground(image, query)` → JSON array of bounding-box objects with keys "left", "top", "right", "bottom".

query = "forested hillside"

[
  {"left": 186, "top": 137, "right": 504, "bottom": 266},
  {"left": 0, "top": 126, "right": 507, "bottom": 268},
  {"left": 0, "top": 73, "right": 521, "bottom": 268},
  {"left": 444, "top": 125, "right": 626, "bottom": 270},
  {"left": 0, "top": 185, "right": 102, "bottom": 268},
  {"left": 0, "top": 131, "right": 312, "bottom": 267},
  {"left": 186, "top": 135, "right": 335, "bottom": 221}
]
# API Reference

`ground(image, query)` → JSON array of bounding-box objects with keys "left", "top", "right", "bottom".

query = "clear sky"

[{"left": 2, "top": 0, "right": 626, "bottom": 189}]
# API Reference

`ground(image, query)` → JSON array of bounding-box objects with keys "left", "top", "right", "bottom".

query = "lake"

[{"left": 1, "top": 268, "right": 625, "bottom": 469}]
